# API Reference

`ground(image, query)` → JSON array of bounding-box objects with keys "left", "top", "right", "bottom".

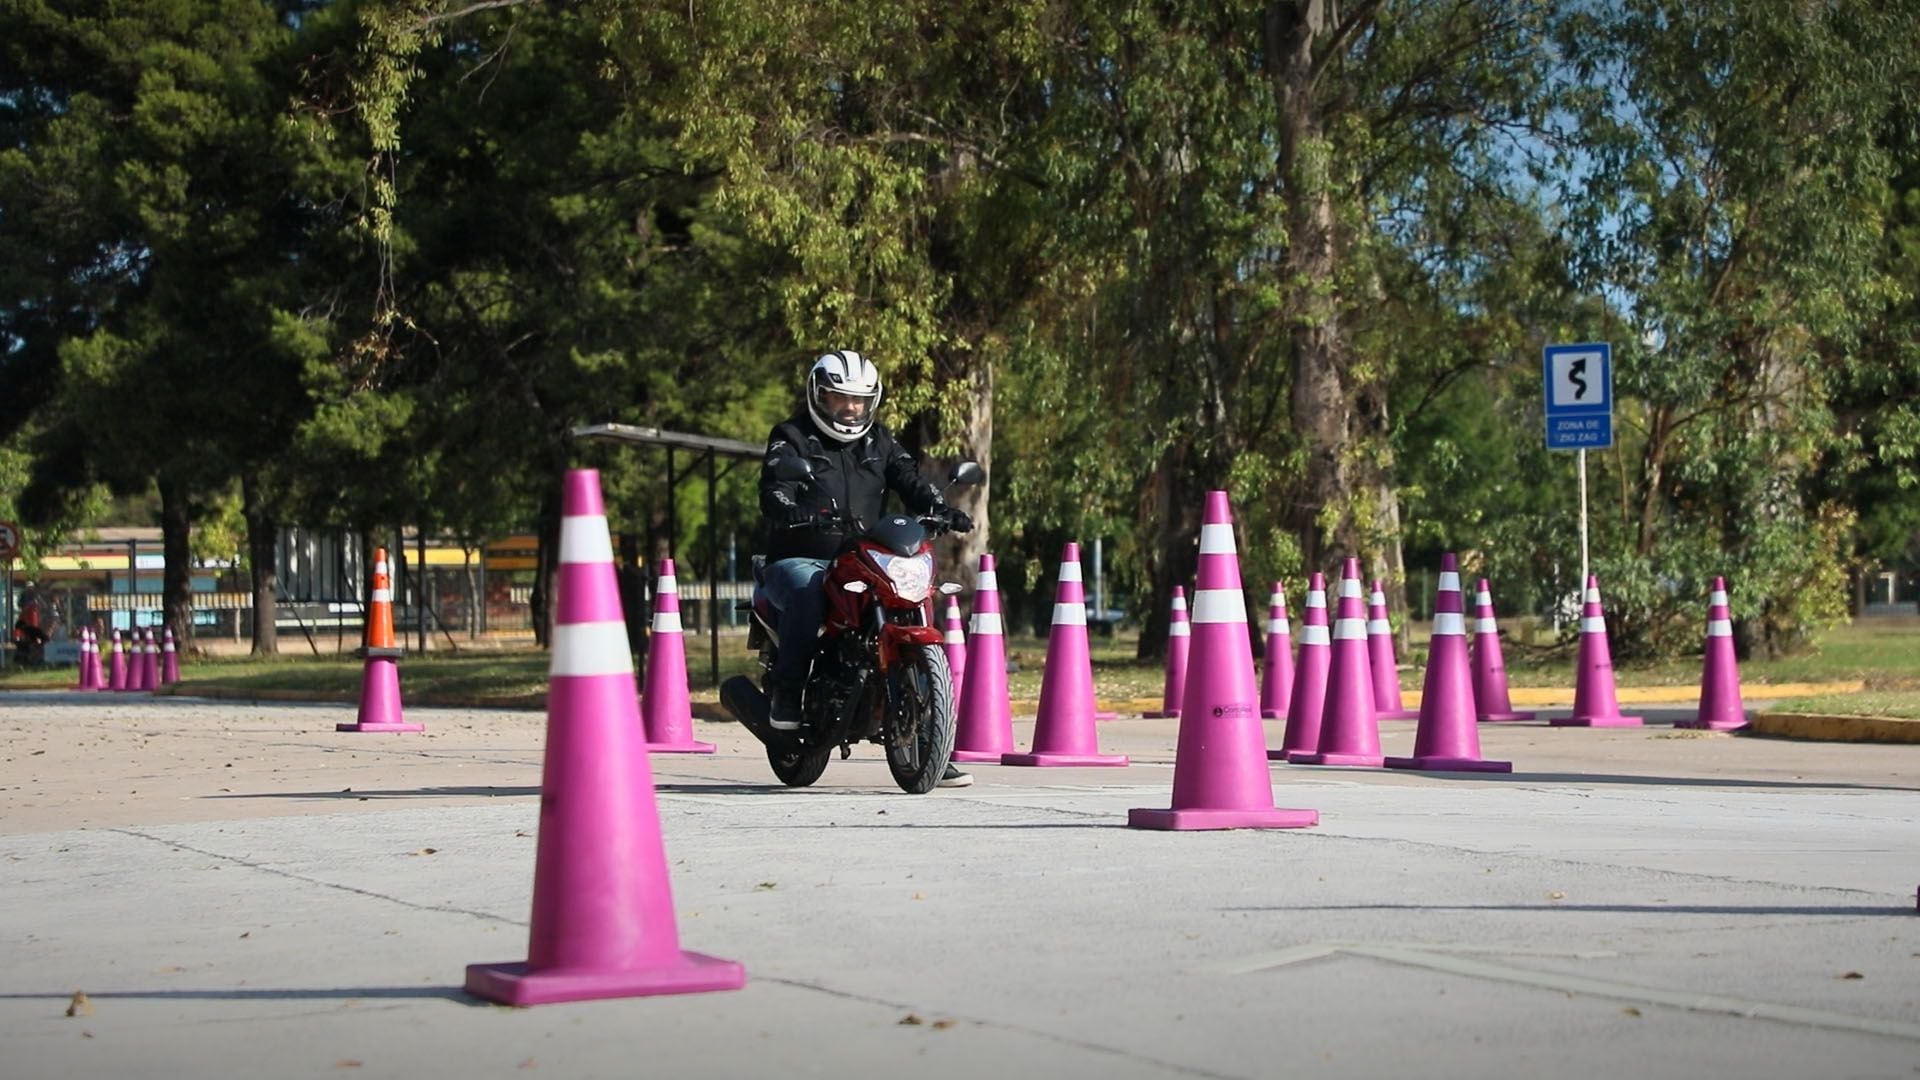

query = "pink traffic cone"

[
  {"left": 73, "top": 629, "right": 90, "bottom": 691},
  {"left": 942, "top": 595, "right": 967, "bottom": 717},
  {"left": 1471, "top": 579, "right": 1535, "bottom": 721},
  {"left": 1368, "top": 581, "right": 1418, "bottom": 719},
  {"left": 952, "top": 554, "right": 1016, "bottom": 763},
  {"left": 466, "top": 468, "right": 744, "bottom": 1006},
  {"left": 1552, "top": 576, "right": 1643, "bottom": 727},
  {"left": 1131, "top": 492, "right": 1316, "bottom": 830},
  {"left": 108, "top": 630, "right": 128, "bottom": 691},
  {"left": 161, "top": 627, "right": 180, "bottom": 685},
  {"left": 90, "top": 629, "right": 107, "bottom": 690},
  {"left": 641, "top": 559, "right": 715, "bottom": 754},
  {"left": 127, "top": 629, "right": 151, "bottom": 691},
  {"left": 1142, "top": 587, "right": 1190, "bottom": 719},
  {"left": 1272, "top": 574, "right": 1329, "bottom": 760},
  {"left": 1291, "top": 559, "right": 1383, "bottom": 766},
  {"left": 1004, "top": 543, "right": 1127, "bottom": 767},
  {"left": 142, "top": 629, "right": 160, "bottom": 690},
  {"left": 1388, "top": 554, "right": 1512, "bottom": 772},
  {"left": 339, "top": 558, "right": 422, "bottom": 732},
  {"left": 1677, "top": 576, "right": 1748, "bottom": 731},
  {"left": 1258, "top": 582, "right": 1293, "bottom": 720}
]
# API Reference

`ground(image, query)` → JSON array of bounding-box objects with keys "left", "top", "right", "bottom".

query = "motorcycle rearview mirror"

[
  {"left": 773, "top": 455, "right": 813, "bottom": 483},
  {"left": 938, "top": 582, "right": 964, "bottom": 596},
  {"left": 946, "top": 461, "right": 985, "bottom": 489},
  {"left": 842, "top": 580, "right": 869, "bottom": 594}
]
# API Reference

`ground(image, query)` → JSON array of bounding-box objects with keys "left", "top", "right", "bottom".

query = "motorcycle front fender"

[{"left": 879, "top": 624, "right": 943, "bottom": 669}]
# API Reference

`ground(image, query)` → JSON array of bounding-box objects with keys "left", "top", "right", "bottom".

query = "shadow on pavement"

[{"left": 1227, "top": 903, "right": 1912, "bottom": 916}]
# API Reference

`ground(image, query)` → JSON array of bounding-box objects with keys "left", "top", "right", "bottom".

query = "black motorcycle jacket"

[{"left": 760, "top": 414, "right": 944, "bottom": 561}]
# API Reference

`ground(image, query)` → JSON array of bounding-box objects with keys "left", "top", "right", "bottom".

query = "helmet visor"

[{"left": 819, "top": 388, "right": 874, "bottom": 428}]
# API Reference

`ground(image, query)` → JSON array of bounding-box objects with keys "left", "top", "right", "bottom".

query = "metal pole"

[
  {"left": 417, "top": 529, "right": 428, "bottom": 654},
  {"left": 1093, "top": 537, "right": 1105, "bottom": 622},
  {"left": 707, "top": 449, "right": 720, "bottom": 688},
  {"left": 1578, "top": 447, "right": 1591, "bottom": 587},
  {"left": 2, "top": 558, "right": 12, "bottom": 672}
]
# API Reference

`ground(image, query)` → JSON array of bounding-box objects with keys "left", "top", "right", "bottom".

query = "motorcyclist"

[{"left": 759, "top": 350, "right": 974, "bottom": 783}]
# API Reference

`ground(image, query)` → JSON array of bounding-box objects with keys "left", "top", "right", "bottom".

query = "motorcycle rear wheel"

[{"left": 884, "top": 644, "right": 957, "bottom": 794}]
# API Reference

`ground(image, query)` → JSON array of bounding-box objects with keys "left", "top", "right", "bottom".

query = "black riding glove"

[
  {"left": 779, "top": 505, "right": 816, "bottom": 530},
  {"left": 937, "top": 506, "right": 974, "bottom": 534}
]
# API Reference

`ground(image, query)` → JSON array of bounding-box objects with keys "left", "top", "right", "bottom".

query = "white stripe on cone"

[
  {"left": 658, "top": 575, "right": 678, "bottom": 594},
  {"left": 1433, "top": 612, "right": 1466, "bottom": 635},
  {"left": 978, "top": 571, "right": 998, "bottom": 590},
  {"left": 652, "top": 611, "right": 683, "bottom": 633},
  {"left": 1190, "top": 589, "right": 1246, "bottom": 624},
  {"left": 1711, "top": 590, "right": 1728, "bottom": 606},
  {"left": 549, "top": 621, "right": 634, "bottom": 676},
  {"left": 1052, "top": 603, "right": 1087, "bottom": 626},
  {"left": 1198, "top": 523, "right": 1236, "bottom": 554},
  {"left": 970, "top": 612, "right": 1004, "bottom": 635},
  {"left": 1058, "top": 562, "right": 1083, "bottom": 583},
  {"left": 1333, "top": 618, "right": 1367, "bottom": 640},
  {"left": 559, "top": 516, "right": 614, "bottom": 563},
  {"left": 1707, "top": 619, "right": 1732, "bottom": 636},
  {"left": 1476, "top": 618, "right": 1498, "bottom": 634},
  {"left": 1580, "top": 616, "right": 1606, "bottom": 633},
  {"left": 1169, "top": 622, "right": 1190, "bottom": 637},
  {"left": 1301, "top": 626, "right": 1330, "bottom": 645}
]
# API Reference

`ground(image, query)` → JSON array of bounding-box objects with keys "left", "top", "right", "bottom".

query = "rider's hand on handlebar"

[{"left": 934, "top": 506, "right": 974, "bottom": 534}]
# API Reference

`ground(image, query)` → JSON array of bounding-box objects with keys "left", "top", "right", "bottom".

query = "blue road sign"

[{"left": 1543, "top": 342, "right": 1613, "bottom": 450}]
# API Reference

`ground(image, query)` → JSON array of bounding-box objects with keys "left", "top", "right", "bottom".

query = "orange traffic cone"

[
  {"left": 465, "top": 469, "right": 745, "bottom": 1005},
  {"left": 338, "top": 547, "right": 422, "bottom": 733}
]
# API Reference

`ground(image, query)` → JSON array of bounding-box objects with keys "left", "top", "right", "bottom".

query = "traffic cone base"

[
  {"left": 1480, "top": 710, "right": 1538, "bottom": 723},
  {"left": 337, "top": 657, "right": 423, "bottom": 733},
  {"left": 1550, "top": 713, "right": 1643, "bottom": 728},
  {"left": 1287, "top": 750, "right": 1385, "bottom": 767},
  {"left": 1129, "top": 806, "right": 1319, "bottom": 831},
  {"left": 465, "top": 952, "right": 745, "bottom": 1007},
  {"left": 1001, "top": 750, "right": 1130, "bottom": 767},
  {"left": 1384, "top": 753, "right": 1513, "bottom": 772}
]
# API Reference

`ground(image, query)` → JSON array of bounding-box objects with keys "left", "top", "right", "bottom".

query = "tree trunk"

[
  {"left": 1270, "top": 1, "right": 1360, "bottom": 574},
  {"left": 530, "top": 477, "right": 562, "bottom": 649},
  {"left": 241, "top": 473, "right": 278, "bottom": 656},
  {"left": 1136, "top": 440, "right": 1203, "bottom": 662},
  {"left": 929, "top": 353, "right": 993, "bottom": 592},
  {"left": 158, "top": 474, "right": 195, "bottom": 655}
]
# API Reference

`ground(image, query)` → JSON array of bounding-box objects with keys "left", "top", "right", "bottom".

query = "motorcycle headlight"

[{"left": 872, "top": 551, "right": 933, "bottom": 603}]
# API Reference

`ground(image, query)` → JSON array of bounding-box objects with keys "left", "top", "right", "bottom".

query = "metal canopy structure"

[{"left": 570, "top": 423, "right": 763, "bottom": 686}]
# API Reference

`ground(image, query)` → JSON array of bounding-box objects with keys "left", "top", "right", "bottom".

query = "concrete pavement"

[{"left": 2, "top": 691, "right": 1917, "bottom": 1079}]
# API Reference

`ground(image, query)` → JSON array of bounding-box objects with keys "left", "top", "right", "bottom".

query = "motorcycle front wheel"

[
  {"left": 884, "top": 644, "right": 957, "bottom": 794},
  {"left": 768, "top": 742, "right": 832, "bottom": 787}
]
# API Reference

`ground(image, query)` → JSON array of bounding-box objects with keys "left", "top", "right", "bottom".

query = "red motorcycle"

[{"left": 723, "top": 460, "right": 983, "bottom": 793}]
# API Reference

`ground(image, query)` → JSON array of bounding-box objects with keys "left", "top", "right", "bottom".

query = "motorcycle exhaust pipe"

[{"left": 721, "top": 675, "right": 776, "bottom": 743}]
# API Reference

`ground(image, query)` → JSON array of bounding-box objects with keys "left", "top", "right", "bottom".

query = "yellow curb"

[{"left": 1747, "top": 713, "right": 1920, "bottom": 743}]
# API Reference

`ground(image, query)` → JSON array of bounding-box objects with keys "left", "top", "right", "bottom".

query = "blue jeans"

[{"left": 761, "top": 557, "right": 830, "bottom": 685}]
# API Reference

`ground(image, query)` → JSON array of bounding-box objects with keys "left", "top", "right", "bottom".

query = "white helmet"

[{"left": 806, "top": 350, "right": 882, "bottom": 442}]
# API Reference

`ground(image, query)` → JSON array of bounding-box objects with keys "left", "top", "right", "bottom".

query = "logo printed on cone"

[
  {"left": 1259, "top": 582, "right": 1294, "bottom": 720},
  {"left": 952, "top": 554, "right": 1016, "bottom": 763},
  {"left": 1388, "top": 554, "right": 1512, "bottom": 772},
  {"left": 465, "top": 468, "right": 744, "bottom": 1006},
  {"left": 1368, "top": 581, "right": 1418, "bottom": 719},
  {"left": 1471, "top": 579, "right": 1536, "bottom": 722},
  {"left": 1552, "top": 576, "right": 1643, "bottom": 728},
  {"left": 1290, "top": 560, "right": 1384, "bottom": 766},
  {"left": 641, "top": 559, "right": 715, "bottom": 754},
  {"left": 1003, "top": 543, "right": 1126, "bottom": 767},
  {"left": 338, "top": 547, "right": 423, "bottom": 733},
  {"left": 1143, "top": 587, "right": 1191, "bottom": 719},
  {"left": 1273, "top": 574, "right": 1330, "bottom": 760},
  {"left": 1677, "top": 576, "right": 1749, "bottom": 731},
  {"left": 1132, "top": 492, "right": 1316, "bottom": 830}
]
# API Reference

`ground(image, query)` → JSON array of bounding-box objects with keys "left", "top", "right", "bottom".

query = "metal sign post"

[
  {"left": 0, "top": 522, "right": 19, "bottom": 672},
  {"left": 1543, "top": 344, "right": 1613, "bottom": 588}
]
